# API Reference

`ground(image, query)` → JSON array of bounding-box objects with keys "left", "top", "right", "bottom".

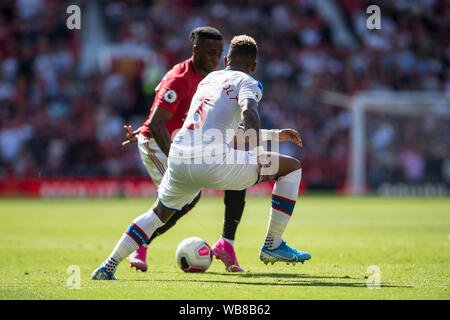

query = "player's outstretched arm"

[
  {"left": 147, "top": 106, "right": 173, "bottom": 156},
  {"left": 240, "top": 98, "right": 275, "bottom": 181},
  {"left": 231, "top": 127, "right": 302, "bottom": 150},
  {"left": 240, "top": 98, "right": 261, "bottom": 147}
]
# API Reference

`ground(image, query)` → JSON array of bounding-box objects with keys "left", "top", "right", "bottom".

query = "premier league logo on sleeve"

[{"left": 164, "top": 90, "right": 178, "bottom": 103}]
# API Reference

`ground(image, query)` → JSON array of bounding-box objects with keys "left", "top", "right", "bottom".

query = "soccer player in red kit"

[{"left": 123, "top": 27, "right": 246, "bottom": 272}]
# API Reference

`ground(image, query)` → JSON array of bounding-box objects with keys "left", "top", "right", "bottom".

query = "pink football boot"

[
  {"left": 128, "top": 246, "right": 148, "bottom": 272},
  {"left": 211, "top": 237, "right": 244, "bottom": 272}
]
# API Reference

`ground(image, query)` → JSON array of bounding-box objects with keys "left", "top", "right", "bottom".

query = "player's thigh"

[
  {"left": 158, "top": 159, "right": 201, "bottom": 211},
  {"left": 138, "top": 135, "right": 167, "bottom": 186}
]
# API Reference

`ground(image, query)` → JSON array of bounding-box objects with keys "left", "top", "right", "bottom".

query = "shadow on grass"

[
  {"left": 207, "top": 272, "right": 357, "bottom": 280},
  {"left": 123, "top": 272, "right": 410, "bottom": 288},
  {"left": 140, "top": 278, "right": 409, "bottom": 288}
]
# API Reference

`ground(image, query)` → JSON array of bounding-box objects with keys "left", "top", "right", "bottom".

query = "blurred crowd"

[{"left": 0, "top": 0, "right": 449, "bottom": 190}]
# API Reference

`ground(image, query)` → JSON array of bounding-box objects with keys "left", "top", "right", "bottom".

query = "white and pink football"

[{"left": 175, "top": 237, "right": 213, "bottom": 273}]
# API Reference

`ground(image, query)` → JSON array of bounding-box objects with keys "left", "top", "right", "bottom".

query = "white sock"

[
  {"left": 264, "top": 169, "right": 301, "bottom": 249},
  {"left": 101, "top": 208, "right": 164, "bottom": 274},
  {"left": 101, "top": 233, "right": 138, "bottom": 274}
]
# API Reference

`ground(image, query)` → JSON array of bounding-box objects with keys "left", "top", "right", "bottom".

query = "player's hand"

[
  {"left": 122, "top": 125, "right": 142, "bottom": 146},
  {"left": 278, "top": 128, "right": 302, "bottom": 147}
]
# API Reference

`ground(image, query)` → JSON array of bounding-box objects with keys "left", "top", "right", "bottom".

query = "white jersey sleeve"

[{"left": 238, "top": 78, "right": 263, "bottom": 105}]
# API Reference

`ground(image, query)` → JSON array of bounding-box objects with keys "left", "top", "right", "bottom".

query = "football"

[{"left": 175, "top": 237, "right": 213, "bottom": 273}]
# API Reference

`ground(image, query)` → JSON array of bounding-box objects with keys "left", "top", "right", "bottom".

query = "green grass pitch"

[{"left": 0, "top": 196, "right": 449, "bottom": 300}]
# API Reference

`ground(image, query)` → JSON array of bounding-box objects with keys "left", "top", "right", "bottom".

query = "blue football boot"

[
  {"left": 91, "top": 266, "right": 118, "bottom": 280},
  {"left": 260, "top": 241, "right": 311, "bottom": 265}
]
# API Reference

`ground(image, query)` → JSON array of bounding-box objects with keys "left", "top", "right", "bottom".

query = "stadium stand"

[{"left": 0, "top": 0, "right": 448, "bottom": 193}]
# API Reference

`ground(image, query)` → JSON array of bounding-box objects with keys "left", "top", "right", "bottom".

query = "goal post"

[{"left": 320, "top": 90, "right": 450, "bottom": 195}]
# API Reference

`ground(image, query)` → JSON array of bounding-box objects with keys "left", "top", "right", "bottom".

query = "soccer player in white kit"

[{"left": 92, "top": 35, "right": 311, "bottom": 280}]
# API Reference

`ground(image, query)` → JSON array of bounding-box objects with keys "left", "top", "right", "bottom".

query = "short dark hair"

[
  {"left": 228, "top": 35, "right": 258, "bottom": 61},
  {"left": 189, "top": 26, "right": 223, "bottom": 45}
]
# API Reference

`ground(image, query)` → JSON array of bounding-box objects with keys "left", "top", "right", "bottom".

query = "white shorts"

[
  {"left": 137, "top": 134, "right": 167, "bottom": 186},
  {"left": 158, "top": 145, "right": 259, "bottom": 211}
]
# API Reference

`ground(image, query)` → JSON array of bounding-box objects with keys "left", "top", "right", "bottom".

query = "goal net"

[{"left": 321, "top": 90, "right": 450, "bottom": 196}]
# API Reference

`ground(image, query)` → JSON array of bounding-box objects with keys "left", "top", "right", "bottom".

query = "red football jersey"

[{"left": 140, "top": 57, "right": 203, "bottom": 138}]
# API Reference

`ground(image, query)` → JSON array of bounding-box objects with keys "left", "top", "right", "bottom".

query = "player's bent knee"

[
  {"left": 276, "top": 154, "right": 302, "bottom": 178},
  {"left": 293, "top": 158, "right": 302, "bottom": 171},
  {"left": 182, "top": 191, "right": 202, "bottom": 213}
]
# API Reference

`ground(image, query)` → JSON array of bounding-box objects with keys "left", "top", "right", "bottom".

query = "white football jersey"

[{"left": 171, "top": 69, "right": 263, "bottom": 158}]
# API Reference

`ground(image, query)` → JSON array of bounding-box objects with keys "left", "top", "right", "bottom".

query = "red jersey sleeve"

[{"left": 153, "top": 76, "right": 186, "bottom": 115}]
